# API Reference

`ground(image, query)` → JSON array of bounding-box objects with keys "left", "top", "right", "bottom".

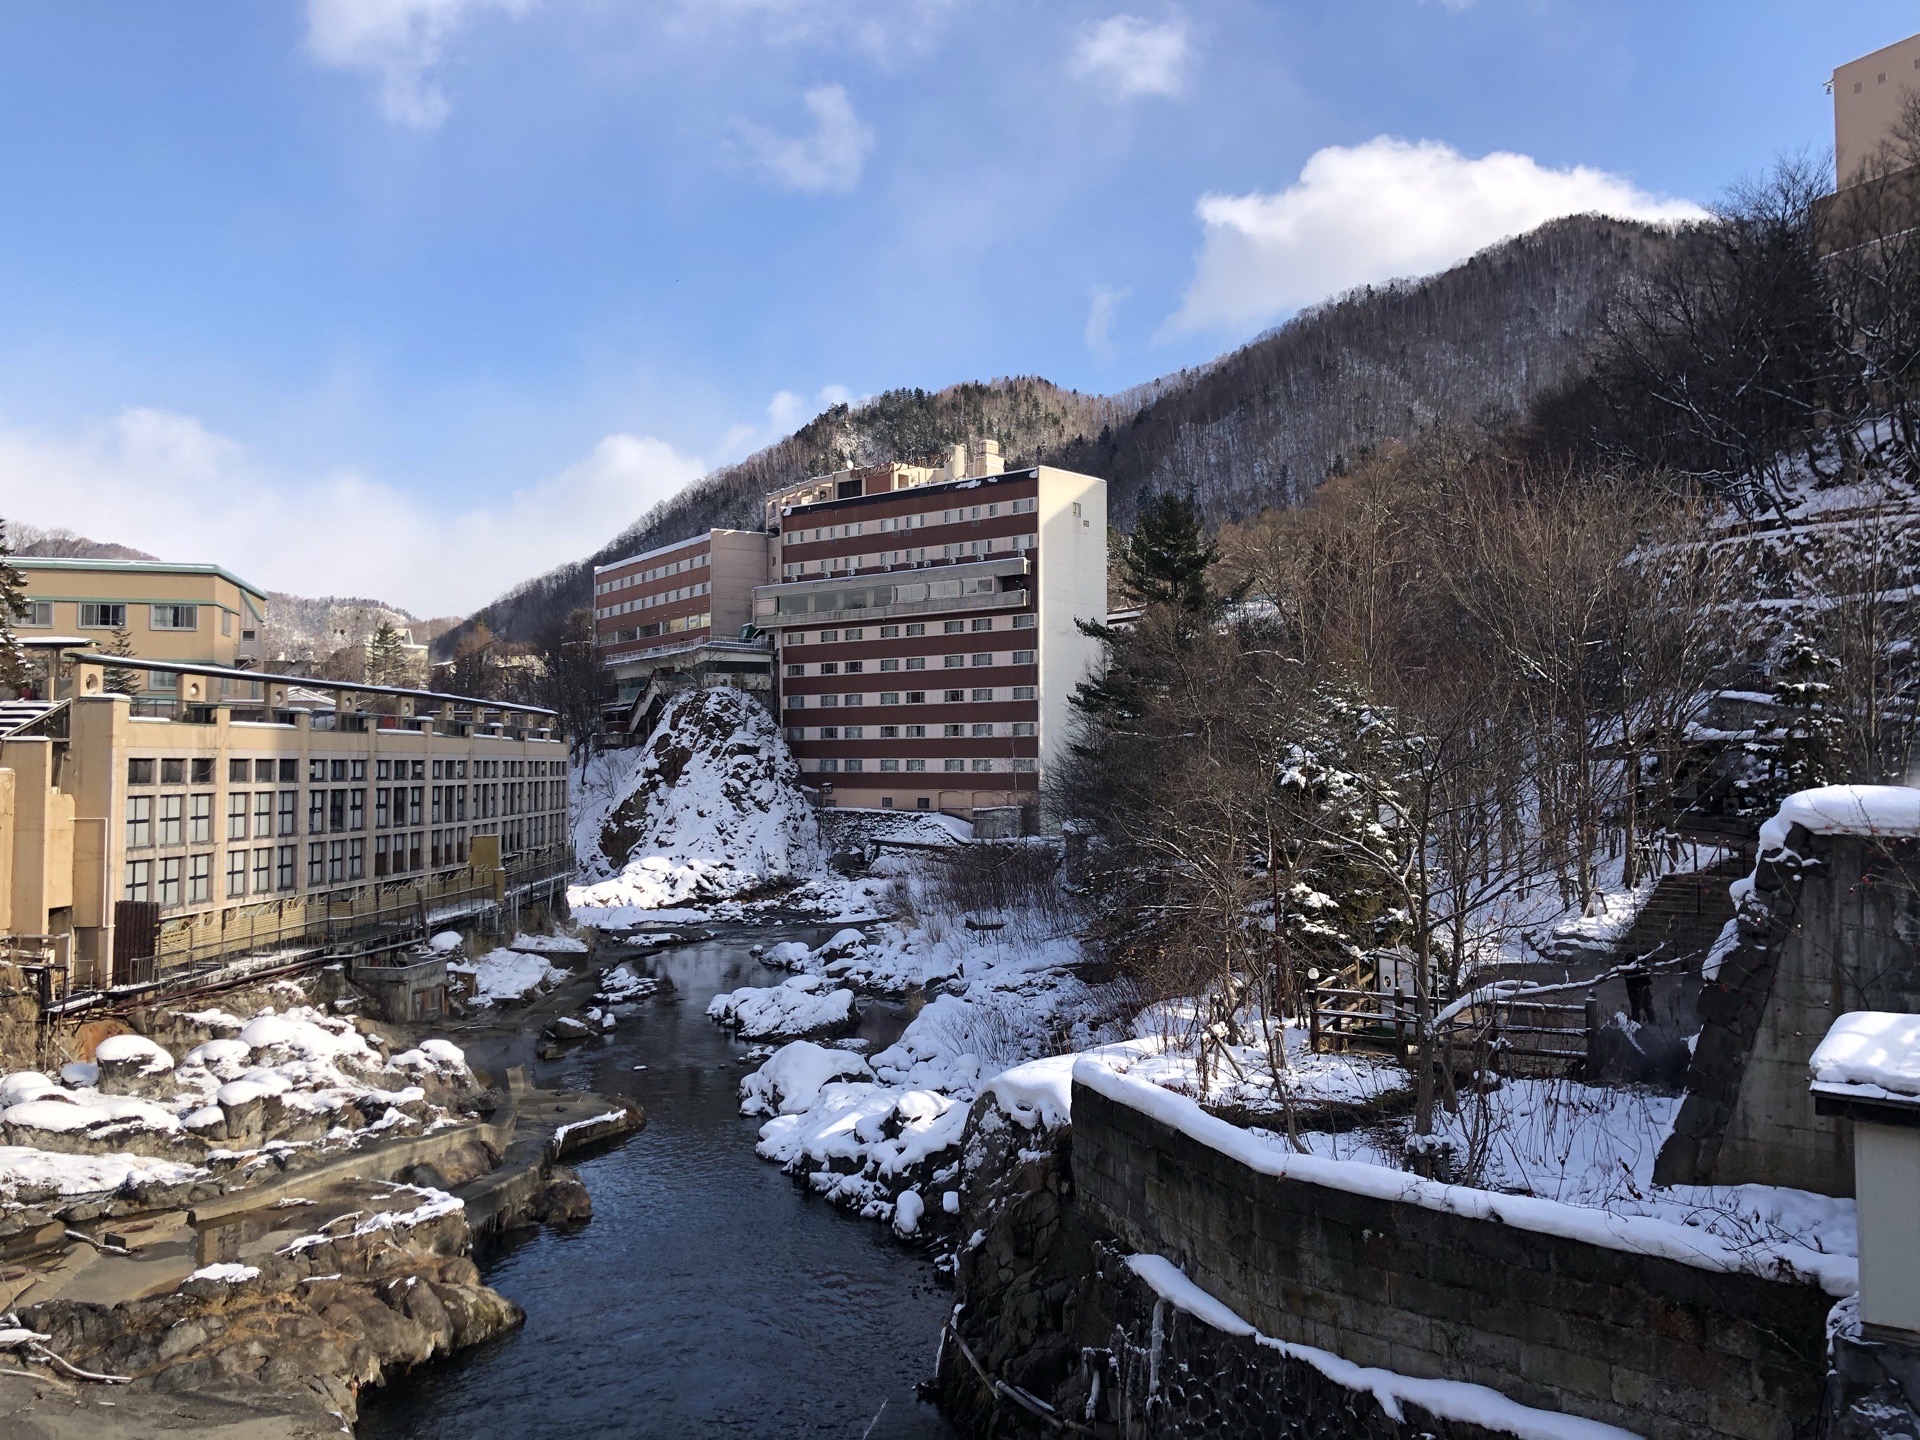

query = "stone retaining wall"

[{"left": 1072, "top": 1079, "right": 1833, "bottom": 1440}]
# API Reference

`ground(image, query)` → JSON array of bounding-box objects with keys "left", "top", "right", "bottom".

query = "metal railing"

[{"left": 1309, "top": 982, "right": 1596, "bottom": 1072}]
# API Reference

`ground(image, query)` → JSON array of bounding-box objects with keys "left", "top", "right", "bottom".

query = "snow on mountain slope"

[{"left": 569, "top": 688, "right": 824, "bottom": 914}]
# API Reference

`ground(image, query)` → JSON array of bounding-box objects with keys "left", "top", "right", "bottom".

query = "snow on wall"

[
  {"left": 569, "top": 688, "right": 824, "bottom": 912},
  {"left": 1811, "top": 1011, "right": 1920, "bottom": 1101},
  {"left": 1075, "top": 1061, "right": 1858, "bottom": 1296},
  {"left": 1759, "top": 785, "right": 1920, "bottom": 856}
]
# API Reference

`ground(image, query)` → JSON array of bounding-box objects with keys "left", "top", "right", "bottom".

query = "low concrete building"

[{"left": 0, "top": 651, "right": 570, "bottom": 1000}]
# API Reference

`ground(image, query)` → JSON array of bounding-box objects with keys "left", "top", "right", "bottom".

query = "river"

[{"left": 358, "top": 932, "right": 957, "bottom": 1440}]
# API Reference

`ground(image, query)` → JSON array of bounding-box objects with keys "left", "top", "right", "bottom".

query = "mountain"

[
  {"left": 452, "top": 214, "right": 1680, "bottom": 651},
  {"left": 11, "top": 524, "right": 159, "bottom": 562}
]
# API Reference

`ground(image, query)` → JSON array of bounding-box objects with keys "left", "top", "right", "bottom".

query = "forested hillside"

[{"left": 451, "top": 213, "right": 1676, "bottom": 650}]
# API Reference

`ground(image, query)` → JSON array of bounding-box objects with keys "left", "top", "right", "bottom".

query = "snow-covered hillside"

[{"left": 569, "top": 688, "right": 824, "bottom": 914}]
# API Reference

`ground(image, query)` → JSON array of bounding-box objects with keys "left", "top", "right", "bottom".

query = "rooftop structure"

[
  {"left": 761, "top": 438, "right": 1007, "bottom": 528},
  {"left": 13, "top": 557, "right": 270, "bottom": 682},
  {"left": 1833, "top": 31, "right": 1920, "bottom": 185}
]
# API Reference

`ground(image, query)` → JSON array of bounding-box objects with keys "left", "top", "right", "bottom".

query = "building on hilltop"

[
  {"left": 13, "top": 558, "right": 268, "bottom": 683},
  {"left": 1833, "top": 31, "right": 1920, "bottom": 185},
  {"left": 754, "top": 457, "right": 1106, "bottom": 829},
  {"left": 0, "top": 646, "right": 570, "bottom": 1007},
  {"left": 591, "top": 528, "right": 775, "bottom": 738}
]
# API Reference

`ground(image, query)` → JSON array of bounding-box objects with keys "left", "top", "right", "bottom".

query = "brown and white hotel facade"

[{"left": 753, "top": 463, "right": 1107, "bottom": 822}]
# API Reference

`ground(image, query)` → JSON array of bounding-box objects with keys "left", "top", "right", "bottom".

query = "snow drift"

[{"left": 569, "top": 688, "right": 824, "bottom": 913}]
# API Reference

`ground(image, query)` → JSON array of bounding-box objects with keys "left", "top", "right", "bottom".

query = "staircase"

[
  {"left": 1612, "top": 858, "right": 1744, "bottom": 973},
  {"left": 0, "top": 699, "right": 55, "bottom": 736}
]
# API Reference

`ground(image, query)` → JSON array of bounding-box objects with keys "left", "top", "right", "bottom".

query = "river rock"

[{"left": 93, "top": 1034, "right": 177, "bottom": 1097}]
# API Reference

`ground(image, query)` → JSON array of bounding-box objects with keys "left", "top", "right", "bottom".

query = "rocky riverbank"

[{"left": 0, "top": 960, "right": 645, "bottom": 1437}]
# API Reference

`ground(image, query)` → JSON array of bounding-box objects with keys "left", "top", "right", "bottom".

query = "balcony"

[{"left": 754, "top": 557, "right": 1031, "bottom": 628}]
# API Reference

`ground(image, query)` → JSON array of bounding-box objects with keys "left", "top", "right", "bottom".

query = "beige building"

[
  {"left": 1834, "top": 32, "right": 1920, "bottom": 184},
  {"left": 15, "top": 559, "right": 269, "bottom": 678},
  {"left": 593, "top": 528, "right": 775, "bottom": 732},
  {"left": 0, "top": 650, "right": 569, "bottom": 999}
]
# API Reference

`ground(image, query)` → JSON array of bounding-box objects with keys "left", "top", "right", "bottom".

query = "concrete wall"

[
  {"left": 1835, "top": 32, "right": 1920, "bottom": 184},
  {"left": 1072, "top": 1080, "right": 1832, "bottom": 1440},
  {"left": 1660, "top": 831, "right": 1920, "bottom": 1195}
]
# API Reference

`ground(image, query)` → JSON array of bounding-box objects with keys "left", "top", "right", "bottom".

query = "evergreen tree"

[
  {"left": 1117, "top": 490, "right": 1234, "bottom": 616},
  {"left": 366, "top": 619, "right": 412, "bottom": 689},
  {"left": 0, "top": 520, "right": 27, "bottom": 693},
  {"left": 102, "top": 625, "right": 140, "bottom": 696},
  {"left": 1736, "top": 631, "right": 1841, "bottom": 815}
]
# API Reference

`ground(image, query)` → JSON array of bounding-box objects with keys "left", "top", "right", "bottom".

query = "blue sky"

[{"left": 0, "top": 0, "right": 1909, "bottom": 614}]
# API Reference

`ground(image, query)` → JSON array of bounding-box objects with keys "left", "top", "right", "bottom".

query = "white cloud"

[
  {"left": 1070, "top": 14, "right": 1191, "bottom": 99},
  {"left": 0, "top": 409, "right": 704, "bottom": 616},
  {"left": 305, "top": 0, "right": 534, "bottom": 129},
  {"left": 736, "top": 85, "right": 875, "bottom": 194},
  {"left": 718, "top": 384, "right": 857, "bottom": 460},
  {"left": 1169, "top": 136, "right": 1706, "bottom": 333},
  {"left": 1084, "top": 284, "right": 1130, "bottom": 360}
]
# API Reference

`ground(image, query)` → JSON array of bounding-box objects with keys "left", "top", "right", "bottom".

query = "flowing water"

[{"left": 359, "top": 933, "right": 956, "bottom": 1440}]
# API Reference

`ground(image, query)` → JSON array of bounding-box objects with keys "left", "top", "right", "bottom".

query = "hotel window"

[
  {"left": 253, "top": 846, "right": 273, "bottom": 894},
  {"left": 971, "top": 688, "right": 993, "bottom": 702},
  {"left": 819, "top": 661, "right": 839, "bottom": 675},
  {"left": 410, "top": 786, "right": 424, "bottom": 825},
  {"left": 309, "top": 759, "right": 326, "bottom": 783},
  {"left": 844, "top": 660, "right": 863, "bottom": 673},
  {"left": 277, "top": 845, "right": 296, "bottom": 891},
  {"left": 880, "top": 758, "right": 899, "bottom": 772},
  {"left": 128, "top": 758, "right": 154, "bottom": 786},
  {"left": 187, "top": 854, "right": 212, "bottom": 904},
  {"left": 819, "top": 726, "right": 839, "bottom": 740},
  {"left": 161, "top": 758, "right": 185, "bottom": 785},
  {"left": 972, "top": 723, "right": 993, "bottom": 737},
  {"left": 1013, "top": 614, "right": 1035, "bottom": 629},
  {"left": 151, "top": 604, "right": 198, "bottom": 631},
  {"left": 880, "top": 625, "right": 899, "bottom": 638},
  {"left": 972, "top": 758, "right": 993, "bottom": 773},
  {"left": 820, "top": 630, "right": 839, "bottom": 642},
  {"left": 159, "top": 794, "right": 184, "bottom": 846},
  {"left": 79, "top": 602, "right": 126, "bottom": 629},
  {"left": 255, "top": 790, "right": 272, "bottom": 835},
  {"left": 944, "top": 689, "right": 965, "bottom": 703},
  {"left": 906, "top": 759, "right": 926, "bottom": 772},
  {"left": 17, "top": 599, "right": 51, "bottom": 628},
  {"left": 126, "top": 795, "right": 153, "bottom": 849},
  {"left": 377, "top": 760, "right": 391, "bottom": 780},
  {"left": 944, "top": 724, "right": 964, "bottom": 737},
  {"left": 227, "top": 793, "right": 250, "bottom": 840},
  {"left": 1013, "top": 758, "right": 1036, "bottom": 773},
  {"left": 944, "top": 758, "right": 964, "bottom": 772},
  {"left": 328, "top": 789, "right": 346, "bottom": 833},
  {"left": 972, "top": 617, "right": 993, "bottom": 631},
  {"left": 905, "top": 724, "right": 926, "bottom": 738},
  {"left": 158, "top": 857, "right": 184, "bottom": 906},
  {"left": 374, "top": 834, "right": 390, "bottom": 877},
  {"left": 278, "top": 790, "right": 297, "bottom": 836},
  {"left": 329, "top": 840, "right": 346, "bottom": 883},
  {"left": 228, "top": 758, "right": 250, "bottom": 784},
  {"left": 192, "top": 758, "right": 214, "bottom": 784},
  {"left": 943, "top": 655, "right": 964, "bottom": 669},
  {"left": 844, "top": 628, "right": 863, "bottom": 640},
  {"left": 1013, "top": 650, "right": 1034, "bottom": 665},
  {"left": 308, "top": 791, "right": 325, "bottom": 835},
  {"left": 819, "top": 758, "right": 839, "bottom": 773},
  {"left": 123, "top": 859, "right": 152, "bottom": 903},
  {"left": 905, "top": 623, "right": 925, "bottom": 636},
  {"left": 841, "top": 693, "right": 861, "bottom": 707},
  {"left": 944, "top": 620, "right": 964, "bottom": 634},
  {"left": 879, "top": 693, "right": 899, "bottom": 706},
  {"left": 972, "top": 653, "right": 992, "bottom": 666},
  {"left": 349, "top": 838, "right": 365, "bottom": 880},
  {"left": 350, "top": 788, "right": 365, "bottom": 831},
  {"left": 279, "top": 758, "right": 298, "bottom": 782},
  {"left": 226, "top": 850, "right": 248, "bottom": 898},
  {"left": 1012, "top": 685, "right": 1035, "bottom": 700},
  {"left": 843, "top": 726, "right": 863, "bottom": 740},
  {"left": 879, "top": 725, "right": 898, "bottom": 739},
  {"left": 1013, "top": 722, "right": 1035, "bottom": 737},
  {"left": 786, "top": 664, "right": 804, "bottom": 678},
  {"left": 845, "top": 758, "right": 863, "bottom": 773},
  {"left": 787, "top": 696, "right": 805, "bottom": 710},
  {"left": 906, "top": 691, "right": 926, "bottom": 705}
]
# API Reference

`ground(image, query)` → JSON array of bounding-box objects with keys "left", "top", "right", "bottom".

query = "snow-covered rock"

[
  {"left": 739, "top": 1041, "right": 874, "bottom": 1116},
  {"left": 708, "top": 974, "right": 857, "bottom": 1039},
  {"left": 568, "top": 687, "right": 824, "bottom": 915}
]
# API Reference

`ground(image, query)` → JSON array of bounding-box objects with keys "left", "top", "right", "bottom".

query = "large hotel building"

[{"left": 594, "top": 441, "right": 1109, "bottom": 826}]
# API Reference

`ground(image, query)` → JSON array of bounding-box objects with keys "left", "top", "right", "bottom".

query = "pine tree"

[
  {"left": 1736, "top": 631, "right": 1841, "bottom": 815},
  {"left": 1118, "top": 490, "right": 1232, "bottom": 616},
  {"left": 0, "top": 520, "right": 27, "bottom": 693},
  {"left": 102, "top": 625, "right": 140, "bottom": 695},
  {"left": 366, "top": 620, "right": 411, "bottom": 689}
]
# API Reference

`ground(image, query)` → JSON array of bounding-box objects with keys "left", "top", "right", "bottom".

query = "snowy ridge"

[
  {"left": 1077, "top": 1062, "right": 1857, "bottom": 1296},
  {"left": 1126, "top": 1254, "right": 1637, "bottom": 1440}
]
